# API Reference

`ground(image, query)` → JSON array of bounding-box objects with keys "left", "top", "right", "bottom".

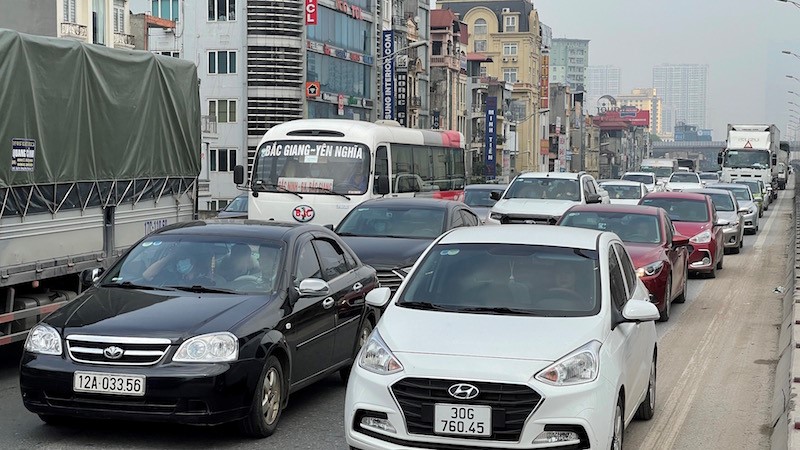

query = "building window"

[
  {"left": 208, "top": 50, "right": 237, "bottom": 74},
  {"left": 208, "top": 0, "right": 235, "bottom": 21},
  {"left": 209, "top": 99, "right": 237, "bottom": 123},
  {"left": 504, "top": 16, "right": 517, "bottom": 33},
  {"left": 479, "top": 66, "right": 487, "bottom": 77},
  {"left": 474, "top": 40, "right": 487, "bottom": 52},
  {"left": 209, "top": 148, "right": 237, "bottom": 172},
  {"left": 63, "top": 0, "right": 76, "bottom": 22},
  {"left": 157, "top": 50, "right": 180, "bottom": 57},
  {"left": 503, "top": 42, "right": 518, "bottom": 56},
  {"left": 503, "top": 68, "right": 517, "bottom": 83},
  {"left": 113, "top": 0, "right": 125, "bottom": 33},
  {"left": 473, "top": 18, "right": 487, "bottom": 35},
  {"left": 151, "top": 0, "right": 179, "bottom": 21}
]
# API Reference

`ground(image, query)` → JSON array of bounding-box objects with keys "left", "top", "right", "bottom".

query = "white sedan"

[
  {"left": 664, "top": 172, "right": 704, "bottom": 191},
  {"left": 600, "top": 180, "right": 649, "bottom": 205},
  {"left": 345, "top": 225, "right": 659, "bottom": 450}
]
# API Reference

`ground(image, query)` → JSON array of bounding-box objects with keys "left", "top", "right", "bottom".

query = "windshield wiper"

[
  {"left": 254, "top": 182, "right": 303, "bottom": 199},
  {"left": 397, "top": 301, "right": 456, "bottom": 311},
  {"left": 166, "top": 285, "right": 238, "bottom": 294},
  {"left": 308, "top": 186, "right": 350, "bottom": 200},
  {"left": 459, "top": 306, "right": 534, "bottom": 315},
  {"left": 336, "top": 232, "right": 361, "bottom": 237},
  {"left": 101, "top": 281, "right": 175, "bottom": 291}
]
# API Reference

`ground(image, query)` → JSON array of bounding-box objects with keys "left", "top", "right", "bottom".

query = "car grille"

[
  {"left": 391, "top": 377, "right": 543, "bottom": 442},
  {"left": 66, "top": 335, "right": 171, "bottom": 366},
  {"left": 497, "top": 214, "right": 559, "bottom": 225},
  {"left": 377, "top": 270, "right": 404, "bottom": 294}
]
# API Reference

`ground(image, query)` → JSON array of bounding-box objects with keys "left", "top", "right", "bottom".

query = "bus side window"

[{"left": 374, "top": 145, "right": 389, "bottom": 195}]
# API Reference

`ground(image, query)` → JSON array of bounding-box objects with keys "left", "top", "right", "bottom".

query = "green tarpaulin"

[{"left": 0, "top": 28, "right": 201, "bottom": 188}]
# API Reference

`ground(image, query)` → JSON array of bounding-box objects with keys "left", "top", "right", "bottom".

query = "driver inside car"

[{"left": 218, "top": 243, "right": 256, "bottom": 282}]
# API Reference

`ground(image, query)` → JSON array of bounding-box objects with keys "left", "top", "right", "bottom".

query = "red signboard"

[
  {"left": 305, "top": 0, "right": 318, "bottom": 25},
  {"left": 596, "top": 108, "right": 650, "bottom": 128}
]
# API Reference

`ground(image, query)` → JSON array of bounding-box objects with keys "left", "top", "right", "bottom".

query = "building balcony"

[
  {"left": 113, "top": 33, "right": 135, "bottom": 49},
  {"left": 431, "top": 55, "right": 460, "bottom": 71},
  {"left": 410, "top": 96, "right": 422, "bottom": 109},
  {"left": 60, "top": 22, "right": 88, "bottom": 41},
  {"left": 202, "top": 115, "right": 218, "bottom": 136}
]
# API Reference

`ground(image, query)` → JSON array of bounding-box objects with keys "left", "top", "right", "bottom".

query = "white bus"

[{"left": 233, "top": 119, "right": 467, "bottom": 226}]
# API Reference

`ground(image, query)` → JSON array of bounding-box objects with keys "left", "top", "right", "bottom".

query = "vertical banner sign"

[
  {"left": 396, "top": 67, "right": 408, "bottom": 127},
  {"left": 485, "top": 96, "right": 497, "bottom": 179},
  {"left": 381, "top": 30, "right": 395, "bottom": 120},
  {"left": 432, "top": 111, "right": 440, "bottom": 129},
  {"left": 338, "top": 94, "right": 345, "bottom": 116},
  {"left": 305, "top": 0, "right": 318, "bottom": 25},
  {"left": 558, "top": 135, "right": 567, "bottom": 172},
  {"left": 11, "top": 138, "right": 36, "bottom": 172}
]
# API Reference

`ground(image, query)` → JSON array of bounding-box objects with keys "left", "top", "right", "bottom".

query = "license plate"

[
  {"left": 73, "top": 372, "right": 145, "bottom": 396},
  {"left": 434, "top": 403, "right": 492, "bottom": 437}
]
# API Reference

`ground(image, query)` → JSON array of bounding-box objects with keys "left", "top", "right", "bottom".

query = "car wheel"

[
  {"left": 611, "top": 396, "right": 624, "bottom": 450},
  {"left": 674, "top": 266, "right": 687, "bottom": 303},
  {"left": 240, "top": 355, "right": 285, "bottom": 438},
  {"left": 340, "top": 319, "right": 373, "bottom": 383},
  {"left": 658, "top": 276, "right": 671, "bottom": 322},
  {"left": 634, "top": 352, "right": 657, "bottom": 421}
]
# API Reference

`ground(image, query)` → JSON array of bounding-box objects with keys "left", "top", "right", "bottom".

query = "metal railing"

[
  {"left": 60, "top": 22, "right": 88, "bottom": 39},
  {"left": 202, "top": 115, "right": 218, "bottom": 134},
  {"left": 113, "top": 33, "right": 135, "bottom": 47}
]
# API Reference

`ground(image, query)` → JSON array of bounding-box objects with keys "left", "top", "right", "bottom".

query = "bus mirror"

[
  {"left": 717, "top": 152, "right": 723, "bottom": 165},
  {"left": 233, "top": 165, "right": 245, "bottom": 185},
  {"left": 772, "top": 154, "right": 777, "bottom": 165},
  {"left": 376, "top": 175, "right": 390, "bottom": 195}
]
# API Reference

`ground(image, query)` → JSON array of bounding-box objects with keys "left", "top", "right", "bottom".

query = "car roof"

[
  {"left": 438, "top": 224, "right": 606, "bottom": 250},
  {"left": 600, "top": 180, "right": 645, "bottom": 187},
  {"left": 707, "top": 183, "right": 750, "bottom": 190},
  {"left": 517, "top": 171, "right": 585, "bottom": 180},
  {"left": 622, "top": 172, "right": 655, "bottom": 177},
  {"left": 564, "top": 204, "right": 662, "bottom": 216},
  {"left": 355, "top": 197, "right": 461, "bottom": 208},
  {"left": 465, "top": 184, "right": 507, "bottom": 190},
  {"left": 151, "top": 219, "right": 325, "bottom": 241},
  {"left": 642, "top": 191, "right": 710, "bottom": 201},
  {"left": 680, "top": 188, "right": 734, "bottom": 196}
]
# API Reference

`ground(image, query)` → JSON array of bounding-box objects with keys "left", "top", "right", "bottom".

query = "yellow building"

[
  {"left": 615, "top": 88, "right": 664, "bottom": 137},
  {"left": 437, "top": 0, "right": 542, "bottom": 174}
]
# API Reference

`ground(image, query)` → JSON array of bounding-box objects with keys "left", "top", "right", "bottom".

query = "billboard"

[
  {"left": 305, "top": 0, "right": 317, "bottom": 25},
  {"left": 381, "top": 30, "right": 394, "bottom": 120},
  {"left": 396, "top": 66, "right": 408, "bottom": 126},
  {"left": 596, "top": 107, "right": 650, "bottom": 128},
  {"left": 485, "top": 96, "right": 497, "bottom": 178}
]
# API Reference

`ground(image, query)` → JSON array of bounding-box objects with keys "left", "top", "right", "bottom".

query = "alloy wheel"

[{"left": 262, "top": 367, "right": 281, "bottom": 425}]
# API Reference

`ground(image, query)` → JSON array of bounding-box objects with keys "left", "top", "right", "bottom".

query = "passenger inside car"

[{"left": 218, "top": 243, "right": 257, "bottom": 282}]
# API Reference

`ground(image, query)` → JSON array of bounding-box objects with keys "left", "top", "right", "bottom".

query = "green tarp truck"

[{"left": 0, "top": 29, "right": 201, "bottom": 345}]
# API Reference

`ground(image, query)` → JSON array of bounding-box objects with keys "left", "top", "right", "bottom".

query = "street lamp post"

[
  {"left": 790, "top": 91, "right": 800, "bottom": 97},
  {"left": 787, "top": 75, "right": 800, "bottom": 83},
  {"left": 377, "top": 40, "right": 428, "bottom": 62},
  {"left": 778, "top": 0, "right": 800, "bottom": 9}
]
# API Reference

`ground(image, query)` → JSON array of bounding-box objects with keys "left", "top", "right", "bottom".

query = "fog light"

[
  {"left": 702, "top": 257, "right": 711, "bottom": 265},
  {"left": 361, "top": 416, "right": 397, "bottom": 434},
  {"left": 533, "top": 430, "right": 581, "bottom": 445}
]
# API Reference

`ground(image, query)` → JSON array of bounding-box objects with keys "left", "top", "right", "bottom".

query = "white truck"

[
  {"left": 640, "top": 158, "right": 679, "bottom": 185},
  {"left": 718, "top": 124, "right": 780, "bottom": 190}
]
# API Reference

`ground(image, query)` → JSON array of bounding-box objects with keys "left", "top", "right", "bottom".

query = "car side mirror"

[
  {"left": 772, "top": 154, "right": 777, "bottom": 165},
  {"left": 298, "top": 278, "right": 330, "bottom": 297},
  {"left": 81, "top": 267, "right": 104, "bottom": 288},
  {"left": 717, "top": 152, "right": 724, "bottom": 165},
  {"left": 672, "top": 235, "right": 690, "bottom": 248},
  {"left": 375, "top": 175, "right": 390, "bottom": 195},
  {"left": 365, "top": 287, "right": 392, "bottom": 308},
  {"left": 490, "top": 190, "right": 502, "bottom": 201},
  {"left": 233, "top": 165, "right": 245, "bottom": 185},
  {"left": 323, "top": 224, "right": 334, "bottom": 231},
  {"left": 586, "top": 193, "right": 602, "bottom": 204},
  {"left": 714, "top": 219, "right": 730, "bottom": 227},
  {"left": 622, "top": 299, "right": 660, "bottom": 322}
]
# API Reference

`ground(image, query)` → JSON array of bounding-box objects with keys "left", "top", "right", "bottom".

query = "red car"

[
  {"left": 558, "top": 204, "right": 690, "bottom": 321},
  {"left": 639, "top": 192, "right": 728, "bottom": 279}
]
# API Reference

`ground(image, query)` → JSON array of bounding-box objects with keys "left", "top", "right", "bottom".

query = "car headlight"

[
  {"left": 636, "top": 260, "right": 664, "bottom": 277},
  {"left": 489, "top": 212, "right": 504, "bottom": 221},
  {"left": 535, "top": 341, "right": 601, "bottom": 386},
  {"left": 358, "top": 330, "right": 403, "bottom": 375},
  {"left": 24, "top": 323, "right": 63, "bottom": 356},
  {"left": 724, "top": 221, "right": 740, "bottom": 229},
  {"left": 173, "top": 332, "right": 238, "bottom": 363},
  {"left": 689, "top": 230, "right": 712, "bottom": 244}
]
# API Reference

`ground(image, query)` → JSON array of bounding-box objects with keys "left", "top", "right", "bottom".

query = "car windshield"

[
  {"left": 640, "top": 198, "right": 709, "bottom": 223},
  {"left": 560, "top": 212, "right": 661, "bottom": 244},
  {"left": 669, "top": 173, "right": 700, "bottom": 183},
  {"left": 714, "top": 186, "right": 751, "bottom": 202},
  {"left": 734, "top": 181, "right": 761, "bottom": 195},
  {"left": 397, "top": 243, "right": 600, "bottom": 317},
  {"left": 622, "top": 174, "right": 654, "bottom": 184},
  {"left": 602, "top": 184, "right": 643, "bottom": 200},
  {"left": 642, "top": 166, "right": 673, "bottom": 178},
  {"left": 102, "top": 235, "right": 284, "bottom": 294},
  {"left": 723, "top": 150, "right": 770, "bottom": 169},
  {"left": 464, "top": 188, "right": 499, "bottom": 208},
  {"left": 336, "top": 206, "right": 446, "bottom": 239},
  {"left": 699, "top": 173, "right": 719, "bottom": 181},
  {"left": 224, "top": 195, "right": 248, "bottom": 213},
  {"left": 706, "top": 193, "right": 735, "bottom": 211},
  {"left": 504, "top": 178, "right": 581, "bottom": 201},
  {"left": 252, "top": 140, "right": 371, "bottom": 195}
]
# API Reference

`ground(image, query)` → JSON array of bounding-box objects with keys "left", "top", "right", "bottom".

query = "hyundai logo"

[
  {"left": 448, "top": 383, "right": 480, "bottom": 400},
  {"left": 103, "top": 346, "right": 124, "bottom": 360}
]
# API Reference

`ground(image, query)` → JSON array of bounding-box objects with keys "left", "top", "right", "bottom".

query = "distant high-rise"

[
  {"left": 586, "top": 65, "right": 621, "bottom": 113},
  {"left": 652, "top": 64, "right": 708, "bottom": 136},
  {"left": 550, "top": 38, "right": 589, "bottom": 92}
]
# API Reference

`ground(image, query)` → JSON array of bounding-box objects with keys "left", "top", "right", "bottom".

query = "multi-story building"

[
  {"left": 586, "top": 65, "right": 620, "bottom": 113},
  {"left": 0, "top": 0, "right": 135, "bottom": 49},
  {"left": 429, "top": 9, "right": 468, "bottom": 134},
  {"left": 549, "top": 38, "right": 589, "bottom": 92},
  {"left": 538, "top": 22, "right": 552, "bottom": 172},
  {"left": 653, "top": 63, "right": 708, "bottom": 137},
  {"left": 616, "top": 88, "right": 664, "bottom": 137},
  {"left": 437, "top": 0, "right": 542, "bottom": 175}
]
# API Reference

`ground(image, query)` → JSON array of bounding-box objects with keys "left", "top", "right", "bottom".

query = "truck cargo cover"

[
  {"left": 0, "top": 29, "right": 200, "bottom": 188},
  {"left": 727, "top": 131, "right": 771, "bottom": 150}
]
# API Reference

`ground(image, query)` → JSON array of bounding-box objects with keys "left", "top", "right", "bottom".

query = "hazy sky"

[{"left": 534, "top": 0, "right": 798, "bottom": 140}]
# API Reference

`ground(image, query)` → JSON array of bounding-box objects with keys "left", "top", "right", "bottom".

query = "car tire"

[
  {"left": 658, "top": 276, "right": 671, "bottom": 322},
  {"left": 340, "top": 319, "right": 373, "bottom": 383},
  {"left": 38, "top": 414, "right": 72, "bottom": 426},
  {"left": 634, "top": 352, "right": 657, "bottom": 421},
  {"left": 240, "top": 355, "right": 285, "bottom": 438},
  {"left": 674, "top": 266, "right": 687, "bottom": 303},
  {"left": 611, "top": 396, "right": 624, "bottom": 450},
  {"left": 716, "top": 253, "right": 723, "bottom": 270}
]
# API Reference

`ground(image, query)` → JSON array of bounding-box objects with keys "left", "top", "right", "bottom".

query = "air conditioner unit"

[
  {"left": 512, "top": 57, "right": 517, "bottom": 62},
  {"left": 164, "top": 28, "right": 174, "bottom": 34},
  {"left": 502, "top": 57, "right": 508, "bottom": 62},
  {"left": 502, "top": 8, "right": 510, "bottom": 13}
]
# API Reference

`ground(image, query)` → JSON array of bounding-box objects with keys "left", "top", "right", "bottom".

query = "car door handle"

[
  {"left": 352, "top": 282, "right": 363, "bottom": 292},
  {"left": 322, "top": 297, "right": 335, "bottom": 309}
]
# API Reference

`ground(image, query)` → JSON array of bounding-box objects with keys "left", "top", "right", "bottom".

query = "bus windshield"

[
  {"left": 723, "top": 150, "right": 770, "bottom": 169},
  {"left": 252, "top": 141, "right": 371, "bottom": 195},
  {"left": 641, "top": 166, "right": 673, "bottom": 178}
]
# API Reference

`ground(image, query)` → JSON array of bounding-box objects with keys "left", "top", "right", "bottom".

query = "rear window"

[
  {"left": 622, "top": 174, "right": 654, "bottom": 184},
  {"left": 560, "top": 211, "right": 661, "bottom": 244},
  {"left": 640, "top": 198, "right": 709, "bottom": 223},
  {"left": 602, "top": 184, "right": 643, "bottom": 200},
  {"left": 670, "top": 173, "right": 700, "bottom": 183},
  {"left": 708, "top": 193, "right": 734, "bottom": 211}
]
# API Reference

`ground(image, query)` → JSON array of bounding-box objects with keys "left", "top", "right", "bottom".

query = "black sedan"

[
  {"left": 19, "top": 220, "right": 377, "bottom": 438},
  {"left": 334, "top": 198, "right": 481, "bottom": 293}
]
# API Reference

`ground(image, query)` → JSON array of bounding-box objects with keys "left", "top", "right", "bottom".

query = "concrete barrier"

[{"left": 777, "top": 173, "right": 798, "bottom": 449}]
